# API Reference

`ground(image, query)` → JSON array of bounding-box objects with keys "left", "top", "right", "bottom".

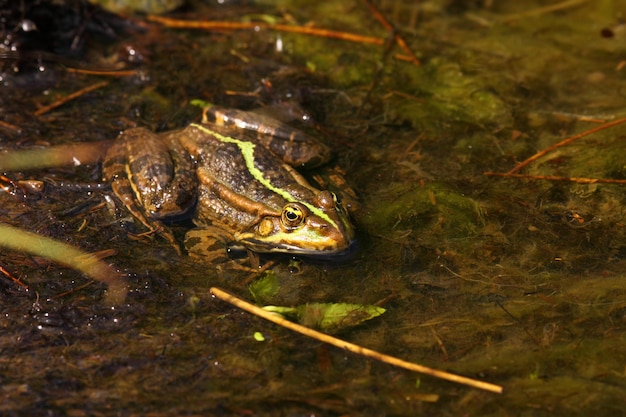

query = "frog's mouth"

[
  {"left": 229, "top": 236, "right": 358, "bottom": 260},
  {"left": 301, "top": 238, "right": 359, "bottom": 262}
]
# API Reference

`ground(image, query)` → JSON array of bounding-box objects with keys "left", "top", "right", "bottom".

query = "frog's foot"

[{"left": 108, "top": 179, "right": 182, "bottom": 254}]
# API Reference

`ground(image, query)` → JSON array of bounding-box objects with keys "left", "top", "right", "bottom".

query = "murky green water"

[{"left": 1, "top": 0, "right": 625, "bottom": 415}]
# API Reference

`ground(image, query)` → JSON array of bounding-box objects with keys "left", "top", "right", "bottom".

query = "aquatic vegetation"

[{"left": 0, "top": 223, "right": 127, "bottom": 305}]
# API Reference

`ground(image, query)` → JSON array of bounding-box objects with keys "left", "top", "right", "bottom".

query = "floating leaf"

[
  {"left": 264, "top": 303, "right": 385, "bottom": 332},
  {"left": 248, "top": 270, "right": 280, "bottom": 304}
]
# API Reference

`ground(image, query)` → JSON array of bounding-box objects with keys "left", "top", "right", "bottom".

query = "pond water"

[{"left": 1, "top": 0, "right": 625, "bottom": 415}]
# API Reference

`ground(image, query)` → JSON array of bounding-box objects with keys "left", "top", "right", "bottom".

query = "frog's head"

[{"left": 234, "top": 191, "right": 355, "bottom": 257}]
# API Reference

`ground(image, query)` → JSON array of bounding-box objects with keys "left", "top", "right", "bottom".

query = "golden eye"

[{"left": 281, "top": 204, "right": 305, "bottom": 228}]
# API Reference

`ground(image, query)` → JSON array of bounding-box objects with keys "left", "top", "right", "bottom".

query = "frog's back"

[{"left": 179, "top": 124, "right": 319, "bottom": 229}]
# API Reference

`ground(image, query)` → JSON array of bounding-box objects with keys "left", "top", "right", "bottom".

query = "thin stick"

[
  {"left": 0, "top": 119, "right": 21, "bottom": 133},
  {"left": 508, "top": 116, "right": 626, "bottom": 174},
  {"left": 0, "top": 265, "right": 28, "bottom": 290},
  {"left": 485, "top": 172, "right": 626, "bottom": 184},
  {"left": 360, "top": 0, "right": 420, "bottom": 65},
  {"left": 147, "top": 15, "right": 385, "bottom": 46},
  {"left": 210, "top": 287, "right": 503, "bottom": 394},
  {"left": 34, "top": 81, "right": 109, "bottom": 116},
  {"left": 64, "top": 68, "right": 138, "bottom": 77}
]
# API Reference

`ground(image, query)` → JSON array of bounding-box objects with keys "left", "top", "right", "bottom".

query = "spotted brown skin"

[
  {"left": 103, "top": 110, "right": 355, "bottom": 260},
  {"left": 203, "top": 106, "right": 331, "bottom": 168},
  {"left": 103, "top": 128, "right": 197, "bottom": 219}
]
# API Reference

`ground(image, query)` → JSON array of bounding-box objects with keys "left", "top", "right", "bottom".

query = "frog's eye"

[
  {"left": 331, "top": 192, "right": 341, "bottom": 206},
  {"left": 281, "top": 204, "right": 305, "bottom": 228}
]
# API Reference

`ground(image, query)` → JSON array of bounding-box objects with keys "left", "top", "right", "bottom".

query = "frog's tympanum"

[{"left": 103, "top": 107, "right": 355, "bottom": 264}]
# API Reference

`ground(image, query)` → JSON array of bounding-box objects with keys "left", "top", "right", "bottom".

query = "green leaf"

[
  {"left": 248, "top": 271, "right": 281, "bottom": 304},
  {"left": 264, "top": 302, "right": 385, "bottom": 332},
  {"left": 301, "top": 303, "right": 385, "bottom": 331},
  {"left": 190, "top": 99, "right": 213, "bottom": 109}
]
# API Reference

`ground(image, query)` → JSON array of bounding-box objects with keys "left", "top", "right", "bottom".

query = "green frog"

[{"left": 102, "top": 106, "right": 355, "bottom": 264}]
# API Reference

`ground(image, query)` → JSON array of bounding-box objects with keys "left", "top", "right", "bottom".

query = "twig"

[
  {"left": 0, "top": 50, "right": 136, "bottom": 78},
  {"left": 210, "top": 286, "right": 504, "bottom": 394},
  {"left": 508, "top": 116, "right": 626, "bottom": 174},
  {"left": 64, "top": 68, "right": 138, "bottom": 77},
  {"left": 496, "top": 301, "right": 542, "bottom": 346},
  {"left": 147, "top": 15, "right": 385, "bottom": 46},
  {"left": 34, "top": 81, "right": 109, "bottom": 116},
  {"left": 360, "top": 0, "right": 420, "bottom": 65},
  {"left": 0, "top": 119, "right": 21, "bottom": 133},
  {"left": 0, "top": 265, "right": 28, "bottom": 290}
]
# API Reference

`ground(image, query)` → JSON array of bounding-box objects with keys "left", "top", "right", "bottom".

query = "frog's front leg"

[
  {"left": 185, "top": 226, "right": 264, "bottom": 272},
  {"left": 184, "top": 226, "right": 233, "bottom": 264},
  {"left": 103, "top": 128, "right": 197, "bottom": 251}
]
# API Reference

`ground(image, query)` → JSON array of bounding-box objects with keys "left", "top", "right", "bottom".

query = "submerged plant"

[{"left": 0, "top": 223, "right": 127, "bottom": 305}]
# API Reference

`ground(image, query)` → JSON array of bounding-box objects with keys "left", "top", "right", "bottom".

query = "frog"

[{"left": 102, "top": 106, "right": 356, "bottom": 265}]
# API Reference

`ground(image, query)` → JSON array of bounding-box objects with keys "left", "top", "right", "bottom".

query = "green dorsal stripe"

[{"left": 192, "top": 124, "right": 337, "bottom": 228}]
